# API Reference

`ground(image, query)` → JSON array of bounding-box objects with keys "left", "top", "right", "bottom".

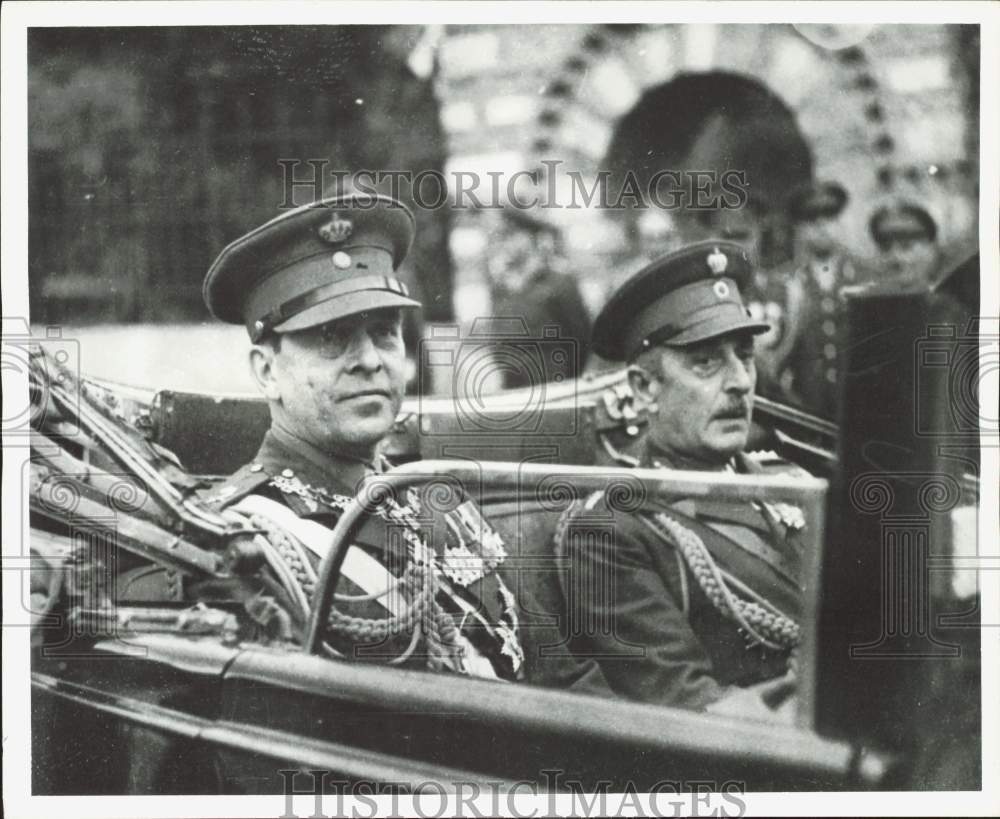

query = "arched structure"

[
  {"left": 437, "top": 23, "right": 978, "bottom": 309},
  {"left": 601, "top": 70, "right": 814, "bottom": 267}
]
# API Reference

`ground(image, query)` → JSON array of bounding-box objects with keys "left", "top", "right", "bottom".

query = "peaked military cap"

[
  {"left": 203, "top": 193, "right": 420, "bottom": 341},
  {"left": 788, "top": 180, "right": 848, "bottom": 222},
  {"left": 869, "top": 200, "right": 937, "bottom": 246},
  {"left": 593, "top": 240, "right": 770, "bottom": 362}
]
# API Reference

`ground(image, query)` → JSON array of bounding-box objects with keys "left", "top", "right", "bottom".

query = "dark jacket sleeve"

[
  {"left": 505, "top": 575, "right": 616, "bottom": 698},
  {"left": 549, "top": 274, "right": 592, "bottom": 372},
  {"left": 560, "top": 508, "right": 728, "bottom": 710}
]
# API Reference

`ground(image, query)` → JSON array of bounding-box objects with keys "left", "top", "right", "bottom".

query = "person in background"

[
  {"left": 487, "top": 209, "right": 592, "bottom": 389},
  {"left": 869, "top": 200, "right": 942, "bottom": 288},
  {"left": 763, "top": 181, "right": 868, "bottom": 417}
]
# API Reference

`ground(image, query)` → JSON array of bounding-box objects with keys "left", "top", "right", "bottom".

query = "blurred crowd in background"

[{"left": 28, "top": 23, "right": 980, "bottom": 416}]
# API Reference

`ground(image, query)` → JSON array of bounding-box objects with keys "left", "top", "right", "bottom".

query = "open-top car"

[{"left": 27, "top": 273, "right": 982, "bottom": 794}]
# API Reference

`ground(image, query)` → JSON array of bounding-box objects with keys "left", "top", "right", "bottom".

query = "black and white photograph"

[{"left": 3, "top": 2, "right": 998, "bottom": 817}]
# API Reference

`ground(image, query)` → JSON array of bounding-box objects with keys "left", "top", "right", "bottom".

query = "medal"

[{"left": 766, "top": 501, "right": 806, "bottom": 531}]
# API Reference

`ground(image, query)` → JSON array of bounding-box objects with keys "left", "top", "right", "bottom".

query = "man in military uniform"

[
  {"left": 487, "top": 209, "right": 592, "bottom": 387},
  {"left": 557, "top": 241, "right": 805, "bottom": 718},
  {"left": 201, "top": 193, "right": 607, "bottom": 689},
  {"left": 765, "top": 181, "right": 869, "bottom": 417},
  {"left": 869, "top": 199, "right": 942, "bottom": 288}
]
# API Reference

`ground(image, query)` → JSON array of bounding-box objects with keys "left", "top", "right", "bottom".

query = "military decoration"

[
  {"left": 707, "top": 247, "right": 728, "bottom": 275},
  {"left": 317, "top": 213, "right": 353, "bottom": 244},
  {"left": 440, "top": 539, "right": 487, "bottom": 588},
  {"left": 405, "top": 487, "right": 424, "bottom": 517},
  {"left": 765, "top": 501, "right": 806, "bottom": 532},
  {"left": 440, "top": 501, "right": 508, "bottom": 587},
  {"left": 491, "top": 579, "right": 523, "bottom": 676}
]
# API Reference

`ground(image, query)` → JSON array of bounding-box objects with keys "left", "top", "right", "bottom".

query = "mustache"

[{"left": 713, "top": 400, "right": 750, "bottom": 420}]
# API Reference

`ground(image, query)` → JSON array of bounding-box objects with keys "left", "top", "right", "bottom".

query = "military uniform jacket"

[
  {"left": 556, "top": 441, "right": 806, "bottom": 711},
  {"left": 772, "top": 252, "right": 873, "bottom": 416},
  {"left": 205, "top": 428, "right": 613, "bottom": 695},
  {"left": 205, "top": 428, "right": 529, "bottom": 681},
  {"left": 491, "top": 266, "right": 592, "bottom": 386}
]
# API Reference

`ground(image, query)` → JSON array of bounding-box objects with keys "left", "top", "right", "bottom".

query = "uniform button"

[
  {"left": 824, "top": 343, "right": 837, "bottom": 360},
  {"left": 281, "top": 468, "right": 294, "bottom": 478},
  {"left": 822, "top": 320, "right": 836, "bottom": 335},
  {"left": 821, "top": 298, "right": 836, "bottom": 312},
  {"left": 249, "top": 463, "right": 262, "bottom": 473},
  {"left": 826, "top": 368, "right": 837, "bottom": 383}
]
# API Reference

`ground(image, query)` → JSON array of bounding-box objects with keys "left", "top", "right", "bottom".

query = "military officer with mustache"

[{"left": 557, "top": 241, "right": 807, "bottom": 717}]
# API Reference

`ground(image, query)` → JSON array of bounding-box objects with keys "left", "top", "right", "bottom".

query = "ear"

[
  {"left": 249, "top": 344, "right": 282, "bottom": 402},
  {"left": 627, "top": 360, "right": 662, "bottom": 405}
]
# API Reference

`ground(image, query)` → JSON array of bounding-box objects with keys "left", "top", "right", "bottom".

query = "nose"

[
  {"left": 345, "top": 327, "right": 383, "bottom": 373},
  {"left": 722, "top": 349, "right": 754, "bottom": 395}
]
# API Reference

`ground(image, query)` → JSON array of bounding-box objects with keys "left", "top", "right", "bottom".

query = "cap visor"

[
  {"left": 664, "top": 314, "right": 771, "bottom": 347},
  {"left": 273, "top": 290, "right": 421, "bottom": 334}
]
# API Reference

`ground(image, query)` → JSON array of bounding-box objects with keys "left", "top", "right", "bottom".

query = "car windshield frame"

[{"left": 305, "top": 459, "right": 829, "bottom": 732}]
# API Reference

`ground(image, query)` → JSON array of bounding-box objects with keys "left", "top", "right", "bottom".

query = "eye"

[
  {"left": 320, "top": 324, "right": 348, "bottom": 344},
  {"left": 366, "top": 318, "right": 401, "bottom": 349},
  {"left": 314, "top": 322, "right": 353, "bottom": 357},
  {"left": 688, "top": 351, "right": 722, "bottom": 376}
]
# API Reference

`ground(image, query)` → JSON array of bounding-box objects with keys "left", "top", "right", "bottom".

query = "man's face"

[
  {"left": 878, "top": 235, "right": 939, "bottom": 285},
  {"left": 699, "top": 208, "right": 763, "bottom": 263},
  {"left": 796, "top": 215, "right": 838, "bottom": 257},
  {"left": 258, "top": 308, "right": 407, "bottom": 457},
  {"left": 638, "top": 332, "right": 757, "bottom": 467}
]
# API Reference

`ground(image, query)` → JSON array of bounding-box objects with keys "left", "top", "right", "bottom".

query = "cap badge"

[
  {"left": 713, "top": 280, "right": 730, "bottom": 299},
  {"left": 707, "top": 247, "right": 728, "bottom": 275},
  {"left": 318, "top": 213, "right": 353, "bottom": 244},
  {"left": 332, "top": 251, "right": 353, "bottom": 269}
]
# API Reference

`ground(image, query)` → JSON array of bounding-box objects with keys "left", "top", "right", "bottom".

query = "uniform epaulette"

[
  {"left": 745, "top": 449, "right": 784, "bottom": 464},
  {"left": 745, "top": 450, "right": 812, "bottom": 478},
  {"left": 199, "top": 463, "right": 272, "bottom": 509},
  {"left": 552, "top": 490, "right": 610, "bottom": 558}
]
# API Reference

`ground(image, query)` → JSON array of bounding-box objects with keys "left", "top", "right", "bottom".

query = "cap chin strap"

[{"left": 251, "top": 274, "right": 410, "bottom": 341}]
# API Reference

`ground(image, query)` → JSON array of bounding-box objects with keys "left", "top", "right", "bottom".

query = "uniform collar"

[
  {"left": 641, "top": 440, "right": 789, "bottom": 537},
  {"left": 254, "top": 425, "right": 380, "bottom": 498},
  {"left": 641, "top": 437, "right": 742, "bottom": 474}
]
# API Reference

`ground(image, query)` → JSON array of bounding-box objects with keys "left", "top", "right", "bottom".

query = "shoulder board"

[
  {"left": 552, "top": 489, "right": 626, "bottom": 557},
  {"left": 744, "top": 450, "right": 812, "bottom": 478},
  {"left": 199, "top": 464, "right": 272, "bottom": 510}
]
